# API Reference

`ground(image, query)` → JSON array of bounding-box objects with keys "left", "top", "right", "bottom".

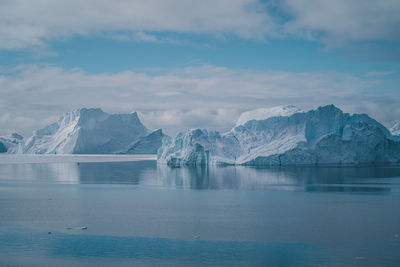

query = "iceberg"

[
  {"left": 22, "top": 108, "right": 164, "bottom": 154},
  {"left": 235, "top": 105, "right": 303, "bottom": 127},
  {"left": 0, "top": 133, "right": 24, "bottom": 153},
  {"left": 123, "top": 129, "right": 166, "bottom": 154},
  {"left": 390, "top": 121, "right": 400, "bottom": 136},
  {"left": 158, "top": 105, "right": 400, "bottom": 166}
]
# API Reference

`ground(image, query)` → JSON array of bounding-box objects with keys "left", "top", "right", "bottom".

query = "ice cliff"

[
  {"left": 22, "top": 108, "right": 164, "bottom": 154},
  {"left": 0, "top": 133, "right": 24, "bottom": 153},
  {"left": 123, "top": 129, "right": 165, "bottom": 154},
  {"left": 158, "top": 105, "right": 400, "bottom": 166},
  {"left": 391, "top": 121, "right": 400, "bottom": 136},
  {"left": 235, "top": 105, "right": 303, "bottom": 127}
]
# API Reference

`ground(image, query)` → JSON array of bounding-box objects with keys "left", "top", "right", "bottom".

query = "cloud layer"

[
  {"left": 1, "top": 65, "right": 398, "bottom": 136},
  {"left": 283, "top": 0, "right": 400, "bottom": 45},
  {"left": 0, "top": 0, "right": 274, "bottom": 49},
  {"left": 1, "top": 0, "right": 400, "bottom": 50}
]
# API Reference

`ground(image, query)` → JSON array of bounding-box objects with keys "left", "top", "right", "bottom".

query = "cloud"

[
  {"left": 139, "top": 108, "right": 241, "bottom": 133},
  {"left": 0, "top": 64, "right": 398, "bottom": 136},
  {"left": 0, "top": 0, "right": 276, "bottom": 50},
  {"left": 366, "top": 71, "right": 398, "bottom": 77},
  {"left": 282, "top": 0, "right": 400, "bottom": 45},
  {"left": 0, "top": 112, "right": 36, "bottom": 137},
  {"left": 1, "top": 0, "right": 399, "bottom": 50}
]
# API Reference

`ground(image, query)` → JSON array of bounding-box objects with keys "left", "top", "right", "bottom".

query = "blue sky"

[
  {"left": 0, "top": 0, "right": 399, "bottom": 136},
  {"left": 2, "top": 34, "right": 399, "bottom": 76}
]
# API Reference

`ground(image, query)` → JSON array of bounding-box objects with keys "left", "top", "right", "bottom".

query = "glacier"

[
  {"left": 22, "top": 108, "right": 164, "bottom": 154},
  {"left": 158, "top": 105, "right": 400, "bottom": 166},
  {"left": 0, "top": 133, "right": 24, "bottom": 153}
]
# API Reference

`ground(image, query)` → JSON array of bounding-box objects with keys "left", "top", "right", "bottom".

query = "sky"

[{"left": 0, "top": 0, "right": 399, "bottom": 136}]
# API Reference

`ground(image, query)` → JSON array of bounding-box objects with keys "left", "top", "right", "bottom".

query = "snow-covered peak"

[
  {"left": 235, "top": 105, "right": 303, "bottom": 127},
  {"left": 390, "top": 121, "right": 400, "bottom": 136}
]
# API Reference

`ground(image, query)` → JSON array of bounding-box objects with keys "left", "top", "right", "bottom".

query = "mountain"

[
  {"left": 158, "top": 105, "right": 400, "bottom": 166},
  {"left": 22, "top": 108, "right": 163, "bottom": 154},
  {"left": 0, "top": 133, "right": 24, "bottom": 153}
]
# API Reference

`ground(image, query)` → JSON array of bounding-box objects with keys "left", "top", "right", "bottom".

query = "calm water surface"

[{"left": 0, "top": 155, "right": 399, "bottom": 266}]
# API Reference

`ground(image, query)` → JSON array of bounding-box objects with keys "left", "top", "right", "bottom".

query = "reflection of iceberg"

[
  {"left": 77, "top": 160, "right": 157, "bottom": 184},
  {"left": 0, "top": 159, "right": 157, "bottom": 185},
  {"left": 0, "top": 162, "right": 80, "bottom": 183},
  {"left": 157, "top": 165, "right": 304, "bottom": 191},
  {"left": 156, "top": 165, "right": 397, "bottom": 193},
  {"left": 46, "top": 163, "right": 80, "bottom": 183},
  {"left": 0, "top": 157, "right": 397, "bottom": 194}
]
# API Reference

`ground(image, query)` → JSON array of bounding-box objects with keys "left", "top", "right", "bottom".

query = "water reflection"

[
  {"left": 156, "top": 165, "right": 400, "bottom": 193},
  {"left": 0, "top": 162, "right": 80, "bottom": 183},
  {"left": 0, "top": 159, "right": 399, "bottom": 193},
  {"left": 156, "top": 166, "right": 299, "bottom": 191},
  {"left": 78, "top": 161, "right": 156, "bottom": 184}
]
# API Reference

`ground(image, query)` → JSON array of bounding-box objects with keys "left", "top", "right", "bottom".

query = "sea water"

[{"left": 0, "top": 155, "right": 399, "bottom": 266}]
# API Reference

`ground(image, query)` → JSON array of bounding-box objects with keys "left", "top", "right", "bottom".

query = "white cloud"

[
  {"left": 283, "top": 0, "right": 400, "bottom": 45},
  {"left": 1, "top": 0, "right": 399, "bottom": 50},
  {"left": 0, "top": 112, "right": 36, "bottom": 136},
  {"left": 133, "top": 32, "right": 160, "bottom": 43},
  {"left": 0, "top": 64, "right": 398, "bottom": 136},
  {"left": 139, "top": 108, "right": 241, "bottom": 133},
  {"left": 366, "top": 71, "right": 398, "bottom": 77},
  {"left": 0, "top": 0, "right": 276, "bottom": 50},
  {"left": 0, "top": 113, "right": 12, "bottom": 124}
]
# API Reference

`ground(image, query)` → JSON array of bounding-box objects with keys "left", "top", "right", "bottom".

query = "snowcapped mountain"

[
  {"left": 0, "top": 133, "right": 24, "bottom": 153},
  {"left": 22, "top": 108, "right": 164, "bottom": 154},
  {"left": 235, "top": 105, "right": 303, "bottom": 127},
  {"left": 158, "top": 105, "right": 400, "bottom": 166}
]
